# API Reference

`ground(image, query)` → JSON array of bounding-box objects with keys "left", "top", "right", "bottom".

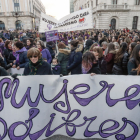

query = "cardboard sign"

[{"left": 45, "top": 30, "right": 59, "bottom": 42}]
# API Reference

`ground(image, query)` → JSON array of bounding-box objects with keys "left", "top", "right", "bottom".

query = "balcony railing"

[
  {"left": 0, "top": 11, "right": 36, "bottom": 17},
  {"left": 93, "top": 4, "right": 130, "bottom": 13}
]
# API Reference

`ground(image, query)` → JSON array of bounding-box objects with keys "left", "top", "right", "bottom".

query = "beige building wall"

[{"left": 0, "top": 0, "right": 46, "bottom": 30}]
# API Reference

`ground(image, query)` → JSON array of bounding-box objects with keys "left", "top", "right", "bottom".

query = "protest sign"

[
  {"left": 0, "top": 75, "right": 140, "bottom": 140},
  {"left": 39, "top": 8, "right": 93, "bottom": 32},
  {"left": 7, "top": 68, "right": 24, "bottom": 76},
  {"left": 45, "top": 30, "right": 59, "bottom": 42}
]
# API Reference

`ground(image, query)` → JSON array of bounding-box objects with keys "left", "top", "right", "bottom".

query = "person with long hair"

[
  {"left": 105, "top": 43, "right": 116, "bottom": 74},
  {"left": 26, "top": 38, "right": 35, "bottom": 50},
  {"left": 82, "top": 52, "right": 100, "bottom": 74},
  {"left": 37, "top": 40, "right": 52, "bottom": 64},
  {"left": 127, "top": 45, "right": 140, "bottom": 75},
  {"left": 128, "top": 42, "right": 137, "bottom": 57},
  {"left": 112, "top": 42, "right": 129, "bottom": 75},
  {"left": 57, "top": 42, "right": 70, "bottom": 76},
  {"left": 67, "top": 40, "right": 82, "bottom": 75},
  {"left": 23, "top": 48, "right": 52, "bottom": 75},
  {"left": 92, "top": 47, "right": 106, "bottom": 74}
]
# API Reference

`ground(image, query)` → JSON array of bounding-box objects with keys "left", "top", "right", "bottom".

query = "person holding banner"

[
  {"left": 26, "top": 38, "right": 36, "bottom": 50},
  {"left": 67, "top": 40, "right": 82, "bottom": 75},
  {"left": 23, "top": 48, "right": 52, "bottom": 75},
  {"left": 37, "top": 40, "right": 52, "bottom": 64}
]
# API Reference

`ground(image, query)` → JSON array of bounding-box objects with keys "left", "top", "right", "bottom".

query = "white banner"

[
  {"left": 0, "top": 75, "right": 140, "bottom": 140},
  {"left": 7, "top": 68, "right": 24, "bottom": 76},
  {"left": 39, "top": 8, "right": 93, "bottom": 33}
]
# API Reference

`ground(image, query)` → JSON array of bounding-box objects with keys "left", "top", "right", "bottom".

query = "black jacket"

[
  {"left": 15, "top": 51, "right": 29, "bottom": 68},
  {"left": 4, "top": 49, "right": 12, "bottom": 64},
  {"left": 0, "top": 57, "right": 11, "bottom": 70},
  {"left": 127, "top": 58, "right": 137, "bottom": 75},
  {"left": 98, "top": 57, "right": 107, "bottom": 74},
  {"left": 88, "top": 63, "right": 101, "bottom": 74},
  {"left": 112, "top": 52, "right": 129, "bottom": 75},
  {"left": 8, "top": 52, "right": 16, "bottom": 64},
  {"left": 46, "top": 44, "right": 55, "bottom": 59},
  {"left": 0, "top": 66, "right": 9, "bottom": 76},
  {"left": 67, "top": 48, "right": 82, "bottom": 75},
  {"left": 23, "top": 61, "right": 52, "bottom": 75},
  {"left": 52, "top": 64, "right": 61, "bottom": 75}
]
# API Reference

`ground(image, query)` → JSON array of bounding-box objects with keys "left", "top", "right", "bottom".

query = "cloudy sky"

[{"left": 41, "top": 0, "right": 70, "bottom": 20}]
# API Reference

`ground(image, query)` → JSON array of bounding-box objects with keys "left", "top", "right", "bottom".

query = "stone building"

[
  {"left": 0, "top": 0, "right": 46, "bottom": 30},
  {"left": 74, "top": 0, "right": 140, "bottom": 30}
]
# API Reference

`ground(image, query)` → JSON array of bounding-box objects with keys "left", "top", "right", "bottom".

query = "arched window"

[
  {"left": 136, "top": 0, "right": 140, "bottom": 5},
  {"left": 111, "top": 18, "right": 116, "bottom": 29},
  {"left": 0, "top": 21, "right": 5, "bottom": 30},
  {"left": 112, "top": 0, "right": 117, "bottom": 4},
  {"left": 15, "top": 20, "right": 22, "bottom": 30},
  {"left": 132, "top": 16, "right": 138, "bottom": 29}
]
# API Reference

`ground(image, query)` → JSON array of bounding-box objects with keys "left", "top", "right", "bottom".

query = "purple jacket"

[
  {"left": 0, "top": 42, "right": 5, "bottom": 56},
  {"left": 41, "top": 48, "right": 52, "bottom": 64}
]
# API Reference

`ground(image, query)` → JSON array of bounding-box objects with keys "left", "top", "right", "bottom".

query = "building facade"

[
  {"left": 70, "top": 0, "right": 74, "bottom": 13},
  {"left": 74, "top": 0, "right": 140, "bottom": 30},
  {"left": 0, "top": 0, "right": 46, "bottom": 30}
]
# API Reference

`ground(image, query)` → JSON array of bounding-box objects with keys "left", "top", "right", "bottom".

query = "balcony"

[
  {"left": 0, "top": 11, "right": 35, "bottom": 18},
  {"left": 93, "top": 4, "right": 130, "bottom": 13}
]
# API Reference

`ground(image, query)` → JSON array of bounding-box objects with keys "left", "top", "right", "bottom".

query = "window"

[
  {"left": 132, "top": 16, "right": 138, "bottom": 29},
  {"left": 112, "top": 0, "right": 117, "bottom": 4},
  {"left": 85, "top": 4, "right": 87, "bottom": 8},
  {"left": 88, "top": 2, "right": 89, "bottom": 7},
  {"left": 96, "top": 0, "right": 98, "bottom": 6},
  {"left": 136, "top": 0, "right": 140, "bottom": 5},
  {"left": 13, "top": 0, "right": 20, "bottom": 12},
  {"left": 91, "top": 1, "right": 93, "bottom": 7}
]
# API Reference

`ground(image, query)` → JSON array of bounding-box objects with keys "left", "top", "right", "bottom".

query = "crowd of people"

[{"left": 0, "top": 28, "right": 140, "bottom": 76}]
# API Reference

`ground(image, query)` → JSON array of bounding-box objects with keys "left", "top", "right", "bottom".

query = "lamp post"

[{"left": 11, "top": 11, "right": 23, "bottom": 30}]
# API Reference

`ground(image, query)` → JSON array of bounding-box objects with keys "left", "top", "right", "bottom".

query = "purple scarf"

[
  {"left": 82, "top": 63, "right": 92, "bottom": 74},
  {"left": 15, "top": 47, "right": 27, "bottom": 65}
]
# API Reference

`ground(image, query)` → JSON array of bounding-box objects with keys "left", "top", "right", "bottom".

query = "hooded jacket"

[
  {"left": 58, "top": 48, "right": 70, "bottom": 75},
  {"left": 67, "top": 47, "right": 82, "bottom": 75}
]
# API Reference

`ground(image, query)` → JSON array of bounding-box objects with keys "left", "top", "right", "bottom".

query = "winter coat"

[
  {"left": 4, "top": 33, "right": 10, "bottom": 40},
  {"left": 8, "top": 52, "right": 16, "bottom": 63},
  {"left": 15, "top": 51, "right": 29, "bottom": 68},
  {"left": 105, "top": 50, "right": 116, "bottom": 74},
  {"left": 67, "top": 48, "right": 82, "bottom": 75},
  {"left": 98, "top": 57, "right": 107, "bottom": 74},
  {"left": 4, "top": 48, "right": 12, "bottom": 64},
  {"left": 77, "top": 43, "right": 84, "bottom": 54},
  {"left": 58, "top": 48, "right": 70, "bottom": 76},
  {"left": 0, "top": 66, "right": 9, "bottom": 76},
  {"left": 127, "top": 58, "right": 137, "bottom": 75},
  {"left": 41, "top": 48, "right": 52, "bottom": 64},
  {"left": 0, "top": 33, "right": 4, "bottom": 39},
  {"left": 0, "top": 42, "right": 5, "bottom": 56},
  {"left": 87, "top": 63, "right": 101, "bottom": 74},
  {"left": 0, "top": 57, "right": 11, "bottom": 70},
  {"left": 112, "top": 52, "right": 129, "bottom": 75},
  {"left": 23, "top": 61, "right": 52, "bottom": 75},
  {"left": 52, "top": 64, "right": 61, "bottom": 75},
  {"left": 46, "top": 44, "right": 55, "bottom": 59}
]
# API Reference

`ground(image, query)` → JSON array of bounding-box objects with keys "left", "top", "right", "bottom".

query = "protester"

[
  {"left": 46, "top": 42, "right": 55, "bottom": 60},
  {"left": 57, "top": 42, "right": 70, "bottom": 76},
  {"left": 82, "top": 52, "right": 101, "bottom": 74},
  {"left": 12, "top": 41, "right": 29, "bottom": 70},
  {"left": 77, "top": 37, "right": 84, "bottom": 53},
  {"left": 112, "top": 42, "right": 129, "bottom": 75},
  {"left": 23, "top": 48, "right": 52, "bottom": 75},
  {"left": 92, "top": 47, "right": 107, "bottom": 74},
  {"left": 0, "top": 66, "right": 9, "bottom": 76},
  {"left": 128, "top": 42, "right": 137, "bottom": 57},
  {"left": 105, "top": 43, "right": 116, "bottom": 74},
  {"left": 67, "top": 40, "right": 82, "bottom": 75},
  {"left": 51, "top": 58, "right": 61, "bottom": 75},
  {"left": 84, "top": 39, "right": 93, "bottom": 53},
  {"left": 26, "top": 38, "right": 35, "bottom": 50},
  {"left": 127, "top": 45, "right": 140, "bottom": 75},
  {"left": 4, "top": 40, "right": 12, "bottom": 64},
  {"left": 37, "top": 40, "right": 52, "bottom": 63}
]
